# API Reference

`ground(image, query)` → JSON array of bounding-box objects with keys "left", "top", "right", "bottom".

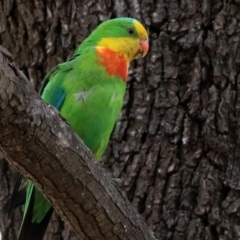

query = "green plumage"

[
  {"left": 42, "top": 48, "right": 126, "bottom": 159},
  {"left": 19, "top": 21, "right": 130, "bottom": 240},
  {"left": 19, "top": 46, "right": 126, "bottom": 239},
  {"left": 7, "top": 17, "right": 148, "bottom": 240}
]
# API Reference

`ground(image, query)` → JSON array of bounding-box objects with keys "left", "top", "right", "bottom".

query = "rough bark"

[
  {"left": 1, "top": 0, "right": 240, "bottom": 240},
  {"left": 0, "top": 153, "right": 22, "bottom": 240},
  {"left": 0, "top": 46, "right": 157, "bottom": 240}
]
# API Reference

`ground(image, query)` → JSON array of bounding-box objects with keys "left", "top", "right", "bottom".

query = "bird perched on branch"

[{"left": 3, "top": 17, "right": 149, "bottom": 240}]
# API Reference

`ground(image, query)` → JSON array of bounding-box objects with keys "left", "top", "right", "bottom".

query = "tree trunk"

[{"left": 1, "top": 0, "right": 240, "bottom": 240}]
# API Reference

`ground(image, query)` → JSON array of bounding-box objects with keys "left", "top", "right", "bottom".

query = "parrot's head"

[{"left": 80, "top": 18, "right": 149, "bottom": 61}]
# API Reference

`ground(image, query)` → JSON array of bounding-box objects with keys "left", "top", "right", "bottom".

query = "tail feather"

[
  {"left": 18, "top": 185, "right": 53, "bottom": 240},
  {"left": 2, "top": 188, "right": 26, "bottom": 214},
  {"left": 2, "top": 174, "right": 25, "bottom": 216},
  {"left": 3, "top": 174, "right": 54, "bottom": 240},
  {"left": 18, "top": 205, "right": 53, "bottom": 240}
]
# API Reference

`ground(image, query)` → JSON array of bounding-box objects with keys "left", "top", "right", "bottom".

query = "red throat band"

[{"left": 96, "top": 47, "right": 128, "bottom": 82}]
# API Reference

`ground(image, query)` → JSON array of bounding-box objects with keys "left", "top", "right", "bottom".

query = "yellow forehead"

[{"left": 133, "top": 20, "right": 148, "bottom": 39}]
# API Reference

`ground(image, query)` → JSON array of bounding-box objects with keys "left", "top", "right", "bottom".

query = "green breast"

[
  {"left": 61, "top": 77, "right": 126, "bottom": 160},
  {"left": 42, "top": 47, "right": 126, "bottom": 160}
]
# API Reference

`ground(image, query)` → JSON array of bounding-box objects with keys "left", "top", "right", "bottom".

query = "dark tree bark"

[{"left": 1, "top": 0, "right": 240, "bottom": 240}]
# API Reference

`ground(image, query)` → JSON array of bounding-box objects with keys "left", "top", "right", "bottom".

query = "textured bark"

[
  {"left": 0, "top": 153, "right": 22, "bottom": 240},
  {"left": 1, "top": 0, "right": 240, "bottom": 240},
  {"left": 0, "top": 46, "right": 157, "bottom": 240}
]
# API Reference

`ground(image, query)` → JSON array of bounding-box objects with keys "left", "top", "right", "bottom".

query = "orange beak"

[{"left": 139, "top": 39, "right": 149, "bottom": 57}]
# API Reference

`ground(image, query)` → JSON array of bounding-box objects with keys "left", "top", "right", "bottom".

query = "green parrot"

[{"left": 4, "top": 17, "right": 149, "bottom": 240}]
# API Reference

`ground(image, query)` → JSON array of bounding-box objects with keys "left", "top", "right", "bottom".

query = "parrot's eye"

[{"left": 127, "top": 28, "right": 135, "bottom": 35}]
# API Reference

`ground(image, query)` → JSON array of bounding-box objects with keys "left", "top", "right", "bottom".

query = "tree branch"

[{"left": 0, "top": 46, "right": 157, "bottom": 240}]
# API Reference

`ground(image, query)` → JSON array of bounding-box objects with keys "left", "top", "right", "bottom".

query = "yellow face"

[
  {"left": 97, "top": 19, "right": 149, "bottom": 62},
  {"left": 133, "top": 20, "right": 148, "bottom": 41}
]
